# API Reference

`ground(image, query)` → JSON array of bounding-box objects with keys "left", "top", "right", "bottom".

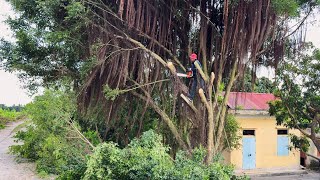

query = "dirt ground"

[
  {"left": 0, "top": 121, "right": 41, "bottom": 180},
  {"left": 251, "top": 171, "right": 320, "bottom": 180}
]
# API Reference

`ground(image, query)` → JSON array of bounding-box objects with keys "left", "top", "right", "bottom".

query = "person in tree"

[{"left": 187, "top": 53, "right": 205, "bottom": 101}]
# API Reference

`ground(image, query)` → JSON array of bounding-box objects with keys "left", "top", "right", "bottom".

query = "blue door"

[
  {"left": 242, "top": 137, "right": 256, "bottom": 169},
  {"left": 277, "top": 136, "right": 289, "bottom": 156}
]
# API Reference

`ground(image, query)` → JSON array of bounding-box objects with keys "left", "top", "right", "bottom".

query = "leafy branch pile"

[
  {"left": 10, "top": 90, "right": 90, "bottom": 179},
  {"left": 10, "top": 90, "right": 247, "bottom": 179}
]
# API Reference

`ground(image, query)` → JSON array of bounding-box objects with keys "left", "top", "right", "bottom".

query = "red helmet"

[{"left": 190, "top": 53, "right": 197, "bottom": 60}]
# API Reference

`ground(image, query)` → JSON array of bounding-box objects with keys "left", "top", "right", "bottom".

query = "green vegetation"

[
  {"left": 84, "top": 130, "right": 247, "bottom": 180},
  {"left": 0, "top": 0, "right": 318, "bottom": 178},
  {"left": 10, "top": 90, "right": 248, "bottom": 179},
  {"left": 0, "top": 104, "right": 24, "bottom": 112},
  {"left": 10, "top": 90, "right": 89, "bottom": 179},
  {"left": 272, "top": 0, "right": 320, "bottom": 16},
  {"left": 231, "top": 68, "right": 276, "bottom": 93},
  {"left": 269, "top": 47, "right": 320, "bottom": 155},
  {"left": 224, "top": 115, "right": 242, "bottom": 151},
  {"left": 0, "top": 108, "right": 23, "bottom": 129}
]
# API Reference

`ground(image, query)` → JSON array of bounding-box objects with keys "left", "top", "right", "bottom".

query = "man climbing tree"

[
  {"left": 2, "top": 0, "right": 318, "bottom": 166},
  {"left": 187, "top": 53, "right": 205, "bottom": 102}
]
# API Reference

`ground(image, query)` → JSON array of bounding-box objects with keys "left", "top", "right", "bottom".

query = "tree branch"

[
  {"left": 194, "top": 61, "right": 208, "bottom": 82},
  {"left": 284, "top": 7, "right": 313, "bottom": 39},
  {"left": 305, "top": 152, "right": 320, "bottom": 162},
  {"left": 284, "top": 103, "right": 312, "bottom": 138},
  {"left": 138, "top": 33, "right": 186, "bottom": 71},
  {"left": 131, "top": 91, "right": 191, "bottom": 153}
]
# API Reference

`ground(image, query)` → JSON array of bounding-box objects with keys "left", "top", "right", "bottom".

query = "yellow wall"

[{"left": 227, "top": 115, "right": 300, "bottom": 169}]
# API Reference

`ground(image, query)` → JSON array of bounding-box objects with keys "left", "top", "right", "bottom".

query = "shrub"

[
  {"left": 84, "top": 130, "right": 174, "bottom": 180},
  {"left": 10, "top": 90, "right": 246, "bottom": 180},
  {"left": 10, "top": 90, "right": 89, "bottom": 179},
  {"left": 84, "top": 130, "right": 244, "bottom": 180}
]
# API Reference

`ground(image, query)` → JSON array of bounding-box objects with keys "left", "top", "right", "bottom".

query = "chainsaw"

[{"left": 177, "top": 68, "right": 193, "bottom": 78}]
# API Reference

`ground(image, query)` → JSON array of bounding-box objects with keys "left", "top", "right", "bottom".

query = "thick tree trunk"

[{"left": 310, "top": 114, "right": 320, "bottom": 152}]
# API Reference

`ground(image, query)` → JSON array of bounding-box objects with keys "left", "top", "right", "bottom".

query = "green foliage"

[
  {"left": 217, "top": 83, "right": 225, "bottom": 104},
  {"left": 173, "top": 149, "right": 235, "bottom": 180},
  {"left": 84, "top": 130, "right": 243, "bottom": 180},
  {"left": 110, "top": 98, "right": 159, "bottom": 147},
  {"left": 103, "top": 85, "right": 122, "bottom": 101},
  {"left": 79, "top": 55, "right": 98, "bottom": 81},
  {"left": 0, "top": 108, "right": 23, "bottom": 129},
  {"left": 224, "top": 115, "right": 241, "bottom": 150},
  {"left": 0, "top": 0, "right": 89, "bottom": 89},
  {"left": 65, "top": 1, "right": 87, "bottom": 20},
  {"left": 10, "top": 90, "right": 88, "bottom": 179},
  {"left": 271, "top": 0, "right": 320, "bottom": 16},
  {"left": 0, "top": 108, "right": 20, "bottom": 119},
  {"left": 232, "top": 68, "right": 275, "bottom": 93},
  {"left": 271, "top": 0, "right": 299, "bottom": 16},
  {"left": 7, "top": 89, "right": 242, "bottom": 180},
  {"left": 269, "top": 47, "right": 320, "bottom": 152},
  {"left": 0, "top": 104, "right": 24, "bottom": 112},
  {"left": 254, "top": 77, "right": 275, "bottom": 93},
  {"left": 83, "top": 130, "right": 173, "bottom": 180},
  {"left": 83, "top": 130, "right": 100, "bottom": 146},
  {"left": 290, "top": 135, "right": 310, "bottom": 152}
]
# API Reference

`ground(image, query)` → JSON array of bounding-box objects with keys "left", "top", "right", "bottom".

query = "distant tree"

[
  {"left": 0, "top": 0, "right": 88, "bottom": 91},
  {"left": 0, "top": 104, "right": 24, "bottom": 112},
  {"left": 0, "top": 104, "right": 5, "bottom": 109},
  {"left": 255, "top": 77, "right": 275, "bottom": 93},
  {"left": 232, "top": 68, "right": 275, "bottom": 93}
]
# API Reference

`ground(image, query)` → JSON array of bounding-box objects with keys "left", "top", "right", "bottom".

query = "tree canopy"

[
  {"left": 269, "top": 46, "right": 320, "bottom": 158},
  {"left": 1, "top": 0, "right": 319, "bottom": 164}
]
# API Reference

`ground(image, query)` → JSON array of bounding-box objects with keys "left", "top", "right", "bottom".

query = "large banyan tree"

[
  {"left": 1, "top": 0, "right": 316, "bottom": 163},
  {"left": 78, "top": 0, "right": 295, "bottom": 163}
]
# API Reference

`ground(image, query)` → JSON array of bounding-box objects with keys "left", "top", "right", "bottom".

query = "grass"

[{"left": 0, "top": 108, "right": 24, "bottom": 129}]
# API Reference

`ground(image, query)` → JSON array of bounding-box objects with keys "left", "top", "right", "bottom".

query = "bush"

[
  {"left": 10, "top": 90, "right": 246, "bottom": 180},
  {"left": 84, "top": 130, "right": 173, "bottom": 180},
  {"left": 10, "top": 90, "right": 90, "bottom": 179},
  {"left": 84, "top": 130, "right": 244, "bottom": 180},
  {"left": 224, "top": 115, "right": 241, "bottom": 150}
]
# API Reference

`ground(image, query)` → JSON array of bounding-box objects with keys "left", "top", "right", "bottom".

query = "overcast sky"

[
  {"left": 0, "top": 0, "right": 320, "bottom": 106},
  {"left": 0, "top": 0, "right": 33, "bottom": 106}
]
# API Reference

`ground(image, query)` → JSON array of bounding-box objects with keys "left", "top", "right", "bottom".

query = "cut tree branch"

[{"left": 131, "top": 91, "right": 191, "bottom": 153}]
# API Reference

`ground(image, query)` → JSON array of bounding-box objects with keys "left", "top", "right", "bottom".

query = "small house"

[{"left": 223, "top": 92, "right": 301, "bottom": 170}]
